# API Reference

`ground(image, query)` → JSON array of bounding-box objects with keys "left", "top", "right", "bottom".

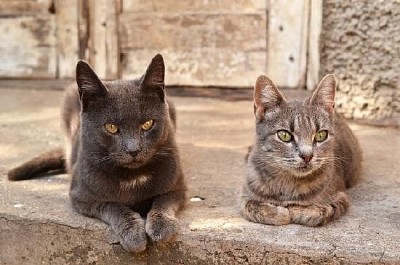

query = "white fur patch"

[{"left": 119, "top": 175, "right": 150, "bottom": 190}]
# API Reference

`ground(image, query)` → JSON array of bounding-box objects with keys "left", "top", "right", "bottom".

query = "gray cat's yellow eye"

[
  {"left": 277, "top": 130, "right": 292, "bottom": 142},
  {"left": 315, "top": 130, "right": 328, "bottom": 142},
  {"left": 141, "top": 120, "right": 154, "bottom": 131},
  {"left": 104, "top": 123, "right": 119, "bottom": 134}
]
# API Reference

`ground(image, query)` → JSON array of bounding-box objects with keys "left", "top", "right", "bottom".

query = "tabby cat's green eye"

[
  {"left": 315, "top": 130, "right": 328, "bottom": 142},
  {"left": 141, "top": 120, "right": 154, "bottom": 131},
  {"left": 105, "top": 123, "right": 119, "bottom": 134},
  {"left": 277, "top": 130, "right": 292, "bottom": 142}
]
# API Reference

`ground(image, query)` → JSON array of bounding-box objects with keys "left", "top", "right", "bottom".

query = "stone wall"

[{"left": 320, "top": 0, "right": 400, "bottom": 124}]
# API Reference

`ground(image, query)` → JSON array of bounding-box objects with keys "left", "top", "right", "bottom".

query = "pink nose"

[{"left": 300, "top": 154, "right": 313, "bottom": 163}]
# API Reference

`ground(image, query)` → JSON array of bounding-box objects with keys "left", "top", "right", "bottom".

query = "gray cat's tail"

[{"left": 7, "top": 148, "right": 66, "bottom": 181}]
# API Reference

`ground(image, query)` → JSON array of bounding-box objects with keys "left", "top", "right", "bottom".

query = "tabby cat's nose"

[
  {"left": 127, "top": 150, "right": 139, "bottom": 157},
  {"left": 300, "top": 154, "right": 313, "bottom": 163}
]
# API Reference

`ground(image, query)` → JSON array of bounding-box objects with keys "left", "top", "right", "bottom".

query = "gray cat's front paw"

[
  {"left": 145, "top": 212, "right": 178, "bottom": 243},
  {"left": 116, "top": 219, "right": 147, "bottom": 252}
]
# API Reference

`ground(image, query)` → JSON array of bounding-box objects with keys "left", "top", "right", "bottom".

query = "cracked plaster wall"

[{"left": 320, "top": 0, "right": 400, "bottom": 124}]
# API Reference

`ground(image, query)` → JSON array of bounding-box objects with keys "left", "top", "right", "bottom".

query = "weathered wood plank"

[
  {"left": 307, "top": 0, "right": 322, "bottom": 90},
  {"left": 267, "top": 0, "right": 310, "bottom": 89},
  {"left": 121, "top": 49, "right": 266, "bottom": 87},
  {"left": 55, "top": 0, "right": 79, "bottom": 78},
  {"left": 88, "top": 0, "right": 107, "bottom": 78},
  {"left": 88, "top": 0, "right": 119, "bottom": 79},
  {"left": 0, "top": 0, "right": 50, "bottom": 15},
  {"left": 78, "top": 0, "right": 89, "bottom": 60},
  {"left": 105, "top": 0, "right": 120, "bottom": 78},
  {"left": 122, "top": 0, "right": 267, "bottom": 12},
  {"left": 0, "top": 15, "right": 56, "bottom": 78},
  {"left": 119, "top": 7, "right": 267, "bottom": 87},
  {"left": 119, "top": 13, "right": 266, "bottom": 51}
]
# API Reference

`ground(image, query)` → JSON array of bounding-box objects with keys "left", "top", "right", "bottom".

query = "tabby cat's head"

[
  {"left": 252, "top": 74, "right": 337, "bottom": 177},
  {"left": 75, "top": 54, "right": 170, "bottom": 169}
]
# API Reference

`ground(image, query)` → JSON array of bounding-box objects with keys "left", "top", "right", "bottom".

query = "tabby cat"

[
  {"left": 240, "top": 74, "right": 362, "bottom": 226},
  {"left": 8, "top": 54, "right": 187, "bottom": 252}
]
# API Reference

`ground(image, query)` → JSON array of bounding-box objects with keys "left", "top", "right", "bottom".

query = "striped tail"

[{"left": 7, "top": 148, "right": 66, "bottom": 181}]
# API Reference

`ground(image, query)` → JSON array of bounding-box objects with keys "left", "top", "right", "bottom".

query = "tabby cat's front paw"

[
  {"left": 146, "top": 211, "right": 179, "bottom": 243},
  {"left": 241, "top": 200, "right": 291, "bottom": 225},
  {"left": 115, "top": 219, "right": 147, "bottom": 252},
  {"left": 289, "top": 205, "right": 334, "bottom": 227}
]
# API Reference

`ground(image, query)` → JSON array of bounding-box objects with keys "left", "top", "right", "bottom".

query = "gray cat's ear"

[
  {"left": 254, "top": 75, "right": 286, "bottom": 120},
  {"left": 76, "top": 60, "right": 108, "bottom": 110},
  {"left": 140, "top": 54, "right": 165, "bottom": 102},
  {"left": 308, "top": 74, "right": 336, "bottom": 112}
]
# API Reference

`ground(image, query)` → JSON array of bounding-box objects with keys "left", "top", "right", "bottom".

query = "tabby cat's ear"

[
  {"left": 140, "top": 54, "right": 165, "bottom": 102},
  {"left": 76, "top": 60, "right": 108, "bottom": 110},
  {"left": 308, "top": 74, "right": 336, "bottom": 112},
  {"left": 254, "top": 75, "right": 286, "bottom": 120}
]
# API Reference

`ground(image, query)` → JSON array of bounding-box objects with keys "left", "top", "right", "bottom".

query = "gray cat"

[
  {"left": 8, "top": 54, "right": 187, "bottom": 252},
  {"left": 241, "top": 74, "right": 362, "bottom": 226}
]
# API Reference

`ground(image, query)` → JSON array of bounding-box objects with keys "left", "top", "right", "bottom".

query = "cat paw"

[
  {"left": 146, "top": 211, "right": 178, "bottom": 243},
  {"left": 242, "top": 200, "right": 291, "bottom": 225},
  {"left": 289, "top": 205, "right": 333, "bottom": 227},
  {"left": 273, "top": 205, "right": 292, "bottom": 225},
  {"left": 116, "top": 219, "right": 147, "bottom": 252}
]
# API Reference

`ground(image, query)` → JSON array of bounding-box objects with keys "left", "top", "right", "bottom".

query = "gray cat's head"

[
  {"left": 252, "top": 74, "right": 337, "bottom": 178},
  {"left": 76, "top": 54, "right": 170, "bottom": 169}
]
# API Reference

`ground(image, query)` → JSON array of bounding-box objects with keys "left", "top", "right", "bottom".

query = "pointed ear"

[
  {"left": 308, "top": 74, "right": 336, "bottom": 112},
  {"left": 254, "top": 75, "right": 286, "bottom": 120},
  {"left": 76, "top": 60, "right": 108, "bottom": 110},
  {"left": 140, "top": 54, "right": 165, "bottom": 102}
]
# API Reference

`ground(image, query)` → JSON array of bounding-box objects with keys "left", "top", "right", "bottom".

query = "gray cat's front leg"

[
  {"left": 146, "top": 190, "right": 186, "bottom": 243},
  {"left": 240, "top": 198, "right": 291, "bottom": 225},
  {"left": 70, "top": 195, "right": 147, "bottom": 252}
]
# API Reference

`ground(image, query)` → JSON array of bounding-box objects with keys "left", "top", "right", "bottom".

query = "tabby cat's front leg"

[
  {"left": 146, "top": 190, "right": 186, "bottom": 243},
  {"left": 70, "top": 196, "right": 147, "bottom": 252},
  {"left": 288, "top": 192, "right": 349, "bottom": 227},
  {"left": 240, "top": 199, "right": 291, "bottom": 225}
]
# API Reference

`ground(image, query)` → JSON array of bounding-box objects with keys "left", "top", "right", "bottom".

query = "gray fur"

[
  {"left": 241, "top": 74, "right": 362, "bottom": 227},
  {"left": 8, "top": 54, "right": 187, "bottom": 252}
]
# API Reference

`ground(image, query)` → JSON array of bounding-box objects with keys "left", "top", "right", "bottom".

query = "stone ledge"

[{"left": 1, "top": 87, "right": 399, "bottom": 264}]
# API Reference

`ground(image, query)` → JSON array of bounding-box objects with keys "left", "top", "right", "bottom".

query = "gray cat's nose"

[{"left": 300, "top": 154, "right": 313, "bottom": 163}]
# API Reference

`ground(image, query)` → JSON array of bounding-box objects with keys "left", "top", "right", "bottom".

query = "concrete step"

[{"left": 0, "top": 86, "right": 399, "bottom": 264}]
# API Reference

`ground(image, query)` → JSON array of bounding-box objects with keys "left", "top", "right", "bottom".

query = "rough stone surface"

[
  {"left": 320, "top": 0, "right": 400, "bottom": 125},
  {"left": 0, "top": 87, "right": 400, "bottom": 264}
]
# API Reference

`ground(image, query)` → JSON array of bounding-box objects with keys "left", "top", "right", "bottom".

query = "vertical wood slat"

[
  {"left": 55, "top": 0, "right": 79, "bottom": 78},
  {"left": 267, "top": 0, "right": 310, "bottom": 89},
  {"left": 78, "top": 0, "right": 90, "bottom": 61},
  {"left": 306, "top": 0, "right": 322, "bottom": 90},
  {"left": 88, "top": 0, "right": 119, "bottom": 79},
  {"left": 105, "top": 0, "right": 120, "bottom": 78}
]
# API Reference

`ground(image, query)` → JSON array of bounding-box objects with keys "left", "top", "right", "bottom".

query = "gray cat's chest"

[
  {"left": 82, "top": 171, "right": 155, "bottom": 204},
  {"left": 113, "top": 174, "right": 154, "bottom": 202},
  {"left": 118, "top": 175, "right": 151, "bottom": 193}
]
